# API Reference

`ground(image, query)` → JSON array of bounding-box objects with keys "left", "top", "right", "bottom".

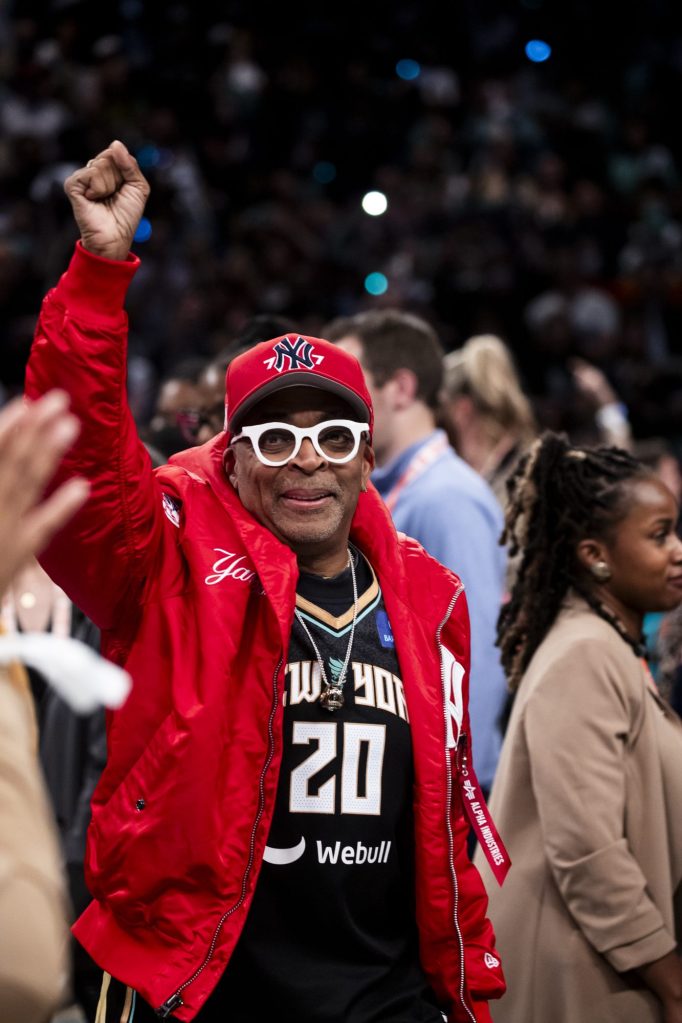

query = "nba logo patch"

[
  {"left": 375, "top": 610, "right": 395, "bottom": 649},
  {"left": 162, "top": 493, "right": 181, "bottom": 528}
]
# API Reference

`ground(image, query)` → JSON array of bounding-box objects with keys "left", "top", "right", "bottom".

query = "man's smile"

[{"left": 279, "top": 486, "right": 338, "bottom": 511}]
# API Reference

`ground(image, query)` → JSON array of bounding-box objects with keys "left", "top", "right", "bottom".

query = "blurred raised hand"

[
  {"left": 570, "top": 357, "right": 632, "bottom": 450},
  {"left": 0, "top": 392, "right": 89, "bottom": 596},
  {"left": 570, "top": 357, "right": 618, "bottom": 408}
]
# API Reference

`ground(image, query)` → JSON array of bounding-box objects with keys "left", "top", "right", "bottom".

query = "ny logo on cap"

[{"left": 264, "top": 336, "right": 325, "bottom": 373}]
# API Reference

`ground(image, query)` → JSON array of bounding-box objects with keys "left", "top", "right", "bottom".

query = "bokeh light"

[
  {"left": 525, "top": 39, "right": 552, "bottom": 63},
  {"left": 361, "top": 191, "right": 388, "bottom": 216},
  {"left": 396, "top": 59, "right": 421, "bottom": 81},
  {"left": 136, "top": 145, "right": 161, "bottom": 169},
  {"left": 364, "top": 272, "right": 388, "bottom": 296},
  {"left": 134, "top": 217, "right": 153, "bottom": 243},
  {"left": 313, "top": 161, "right": 337, "bottom": 184}
]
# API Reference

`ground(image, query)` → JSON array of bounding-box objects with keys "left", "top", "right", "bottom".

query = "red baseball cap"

[{"left": 225, "top": 334, "right": 374, "bottom": 438}]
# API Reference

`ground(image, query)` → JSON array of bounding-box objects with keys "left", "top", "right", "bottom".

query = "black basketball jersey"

[{"left": 219, "top": 548, "right": 442, "bottom": 1022}]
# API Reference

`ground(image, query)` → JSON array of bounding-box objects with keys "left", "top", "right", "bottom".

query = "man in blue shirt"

[{"left": 329, "top": 310, "right": 508, "bottom": 792}]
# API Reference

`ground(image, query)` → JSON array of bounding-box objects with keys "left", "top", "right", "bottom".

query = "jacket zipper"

[
  {"left": 157, "top": 655, "right": 284, "bottom": 1018},
  {"left": 437, "top": 585, "right": 476, "bottom": 1023}
]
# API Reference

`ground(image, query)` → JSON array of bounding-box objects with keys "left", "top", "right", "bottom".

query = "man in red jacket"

[{"left": 25, "top": 141, "right": 508, "bottom": 1023}]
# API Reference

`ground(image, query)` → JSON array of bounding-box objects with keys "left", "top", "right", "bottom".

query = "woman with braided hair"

[{"left": 475, "top": 432, "right": 682, "bottom": 1023}]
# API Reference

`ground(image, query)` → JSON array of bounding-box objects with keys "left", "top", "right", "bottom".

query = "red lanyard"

[{"left": 384, "top": 434, "right": 449, "bottom": 513}]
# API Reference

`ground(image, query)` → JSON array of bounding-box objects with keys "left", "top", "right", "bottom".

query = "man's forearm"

[{"left": 25, "top": 244, "right": 161, "bottom": 629}]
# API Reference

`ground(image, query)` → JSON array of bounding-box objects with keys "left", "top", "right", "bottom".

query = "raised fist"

[{"left": 64, "top": 140, "right": 151, "bottom": 261}]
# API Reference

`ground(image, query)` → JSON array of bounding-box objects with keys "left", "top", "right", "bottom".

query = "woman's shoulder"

[
  {"left": 520, "top": 595, "right": 643, "bottom": 701},
  {"left": 540, "top": 592, "right": 636, "bottom": 648}
]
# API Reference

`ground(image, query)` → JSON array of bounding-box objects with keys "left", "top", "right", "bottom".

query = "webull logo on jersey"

[
  {"left": 317, "top": 840, "right": 392, "bottom": 865},
  {"left": 264, "top": 336, "right": 324, "bottom": 373},
  {"left": 265, "top": 837, "right": 392, "bottom": 866}
]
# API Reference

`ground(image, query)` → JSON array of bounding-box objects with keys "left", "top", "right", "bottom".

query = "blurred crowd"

[
  {"left": 2, "top": 1, "right": 682, "bottom": 451},
  {"left": 3, "top": 4, "right": 682, "bottom": 1020}
]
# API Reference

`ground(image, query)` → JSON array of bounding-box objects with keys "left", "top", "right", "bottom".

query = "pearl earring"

[{"left": 590, "top": 561, "right": 612, "bottom": 583}]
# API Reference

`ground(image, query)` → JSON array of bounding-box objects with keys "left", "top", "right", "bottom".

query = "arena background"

[{"left": 2, "top": 0, "right": 682, "bottom": 443}]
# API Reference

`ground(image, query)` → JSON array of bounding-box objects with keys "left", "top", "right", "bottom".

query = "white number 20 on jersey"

[{"left": 289, "top": 721, "right": 386, "bottom": 815}]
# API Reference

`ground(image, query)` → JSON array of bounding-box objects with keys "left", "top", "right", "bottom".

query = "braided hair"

[{"left": 498, "top": 431, "right": 650, "bottom": 689}]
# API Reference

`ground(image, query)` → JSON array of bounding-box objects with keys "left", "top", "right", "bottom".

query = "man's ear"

[
  {"left": 392, "top": 370, "right": 419, "bottom": 409},
  {"left": 361, "top": 442, "right": 375, "bottom": 490},
  {"left": 223, "top": 447, "right": 238, "bottom": 489},
  {"left": 388, "top": 368, "right": 419, "bottom": 411}
]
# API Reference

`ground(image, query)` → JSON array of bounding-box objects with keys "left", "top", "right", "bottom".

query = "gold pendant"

[{"left": 319, "top": 686, "right": 344, "bottom": 712}]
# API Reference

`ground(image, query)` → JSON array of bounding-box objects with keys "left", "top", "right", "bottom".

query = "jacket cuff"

[
  {"left": 55, "top": 242, "right": 139, "bottom": 326},
  {"left": 606, "top": 926, "right": 676, "bottom": 973}
]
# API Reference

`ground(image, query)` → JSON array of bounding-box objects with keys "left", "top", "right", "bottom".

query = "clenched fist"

[{"left": 64, "top": 140, "right": 150, "bottom": 261}]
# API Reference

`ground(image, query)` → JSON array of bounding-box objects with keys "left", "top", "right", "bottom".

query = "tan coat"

[
  {"left": 0, "top": 664, "right": 70, "bottom": 1023},
  {"left": 476, "top": 595, "right": 682, "bottom": 1023}
]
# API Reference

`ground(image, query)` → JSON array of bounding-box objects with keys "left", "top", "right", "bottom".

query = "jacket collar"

[{"left": 169, "top": 434, "right": 459, "bottom": 633}]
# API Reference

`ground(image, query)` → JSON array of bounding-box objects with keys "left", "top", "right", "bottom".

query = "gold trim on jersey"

[
  {"left": 95, "top": 971, "right": 136, "bottom": 1023},
  {"left": 95, "top": 972, "right": 111, "bottom": 1023},
  {"left": 295, "top": 562, "right": 379, "bottom": 632}
]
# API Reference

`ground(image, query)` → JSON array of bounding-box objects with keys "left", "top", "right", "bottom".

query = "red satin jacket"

[{"left": 25, "top": 244, "right": 506, "bottom": 1022}]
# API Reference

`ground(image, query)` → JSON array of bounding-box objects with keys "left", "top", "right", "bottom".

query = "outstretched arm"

[
  {"left": 0, "top": 392, "right": 88, "bottom": 595},
  {"left": 25, "top": 142, "right": 179, "bottom": 630},
  {"left": 0, "top": 391, "right": 88, "bottom": 1023}
]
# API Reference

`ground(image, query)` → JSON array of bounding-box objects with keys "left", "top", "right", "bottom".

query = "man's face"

[
  {"left": 333, "top": 335, "right": 393, "bottom": 464},
  {"left": 228, "top": 386, "right": 374, "bottom": 559}
]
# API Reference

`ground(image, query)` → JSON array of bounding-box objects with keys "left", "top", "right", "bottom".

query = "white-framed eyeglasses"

[{"left": 231, "top": 419, "right": 370, "bottom": 466}]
